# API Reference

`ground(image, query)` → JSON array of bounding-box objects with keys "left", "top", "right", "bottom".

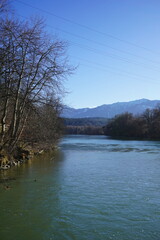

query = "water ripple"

[{"left": 60, "top": 142, "right": 160, "bottom": 154}]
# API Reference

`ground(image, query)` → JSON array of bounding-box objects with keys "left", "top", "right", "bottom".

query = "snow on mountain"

[{"left": 62, "top": 99, "right": 160, "bottom": 118}]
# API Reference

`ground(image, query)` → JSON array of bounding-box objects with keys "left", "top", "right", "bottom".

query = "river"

[{"left": 0, "top": 135, "right": 160, "bottom": 240}]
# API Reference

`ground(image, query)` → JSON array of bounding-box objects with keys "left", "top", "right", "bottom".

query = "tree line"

[
  {"left": 63, "top": 118, "right": 107, "bottom": 135},
  {"left": 63, "top": 107, "right": 160, "bottom": 140},
  {"left": 103, "top": 108, "right": 160, "bottom": 140},
  {"left": 65, "top": 125, "right": 104, "bottom": 135}
]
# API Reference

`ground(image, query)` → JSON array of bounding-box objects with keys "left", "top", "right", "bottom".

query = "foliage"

[
  {"left": 64, "top": 117, "right": 108, "bottom": 127},
  {"left": 65, "top": 126, "right": 104, "bottom": 135},
  {"left": 63, "top": 117, "right": 108, "bottom": 135},
  {"left": 104, "top": 108, "right": 160, "bottom": 139}
]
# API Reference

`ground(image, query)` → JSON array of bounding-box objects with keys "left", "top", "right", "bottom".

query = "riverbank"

[{"left": 0, "top": 143, "right": 59, "bottom": 170}]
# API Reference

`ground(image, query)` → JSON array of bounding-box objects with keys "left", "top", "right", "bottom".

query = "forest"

[
  {"left": 103, "top": 108, "right": 160, "bottom": 140},
  {"left": 63, "top": 118, "right": 108, "bottom": 135}
]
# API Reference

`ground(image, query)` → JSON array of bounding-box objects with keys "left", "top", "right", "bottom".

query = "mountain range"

[{"left": 62, "top": 99, "right": 160, "bottom": 119}]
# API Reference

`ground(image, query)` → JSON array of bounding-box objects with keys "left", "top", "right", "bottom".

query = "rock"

[
  {"left": 34, "top": 150, "right": 44, "bottom": 155},
  {"left": 4, "top": 185, "right": 11, "bottom": 190},
  {"left": 0, "top": 154, "right": 10, "bottom": 168},
  {"left": 0, "top": 164, "right": 10, "bottom": 170},
  {"left": 12, "top": 161, "right": 18, "bottom": 166},
  {"left": 38, "top": 150, "right": 44, "bottom": 154}
]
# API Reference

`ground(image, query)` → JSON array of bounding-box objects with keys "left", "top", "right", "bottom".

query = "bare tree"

[
  {"left": 0, "top": 0, "right": 9, "bottom": 14},
  {"left": 0, "top": 17, "right": 72, "bottom": 151}
]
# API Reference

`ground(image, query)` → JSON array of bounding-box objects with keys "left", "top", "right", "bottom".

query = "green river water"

[{"left": 0, "top": 135, "right": 160, "bottom": 240}]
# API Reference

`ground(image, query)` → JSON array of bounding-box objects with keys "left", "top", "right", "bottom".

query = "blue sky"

[{"left": 12, "top": 0, "right": 160, "bottom": 108}]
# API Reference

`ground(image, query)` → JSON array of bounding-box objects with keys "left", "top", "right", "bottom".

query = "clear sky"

[{"left": 12, "top": 0, "right": 160, "bottom": 108}]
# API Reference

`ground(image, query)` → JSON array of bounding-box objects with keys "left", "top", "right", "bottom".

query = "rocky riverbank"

[
  {"left": 0, "top": 144, "right": 56, "bottom": 170},
  {"left": 0, "top": 147, "right": 31, "bottom": 170}
]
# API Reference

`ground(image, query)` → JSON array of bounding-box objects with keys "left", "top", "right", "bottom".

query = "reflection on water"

[{"left": 0, "top": 135, "right": 160, "bottom": 240}]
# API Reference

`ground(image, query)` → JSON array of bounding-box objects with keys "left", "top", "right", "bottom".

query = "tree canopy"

[{"left": 103, "top": 108, "right": 160, "bottom": 140}]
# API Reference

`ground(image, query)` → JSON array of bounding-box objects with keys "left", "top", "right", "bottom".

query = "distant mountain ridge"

[{"left": 62, "top": 99, "right": 160, "bottom": 118}]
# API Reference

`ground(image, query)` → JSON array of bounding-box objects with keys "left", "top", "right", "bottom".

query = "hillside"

[{"left": 62, "top": 99, "right": 160, "bottom": 118}]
